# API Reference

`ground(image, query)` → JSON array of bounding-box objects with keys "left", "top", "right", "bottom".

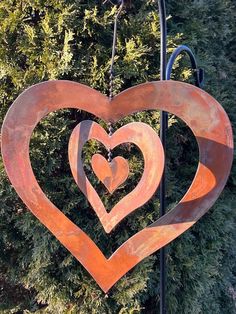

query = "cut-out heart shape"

[
  {"left": 1, "top": 80, "right": 233, "bottom": 293},
  {"left": 69, "top": 120, "right": 164, "bottom": 233},
  {"left": 91, "top": 154, "right": 129, "bottom": 194}
]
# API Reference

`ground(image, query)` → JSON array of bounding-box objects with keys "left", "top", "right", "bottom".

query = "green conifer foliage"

[{"left": 0, "top": 0, "right": 235, "bottom": 313}]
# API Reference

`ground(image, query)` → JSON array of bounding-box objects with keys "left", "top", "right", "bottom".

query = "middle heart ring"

[{"left": 68, "top": 120, "right": 165, "bottom": 233}]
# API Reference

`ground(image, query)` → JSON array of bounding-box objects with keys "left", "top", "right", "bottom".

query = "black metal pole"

[{"left": 157, "top": 1, "right": 167, "bottom": 313}]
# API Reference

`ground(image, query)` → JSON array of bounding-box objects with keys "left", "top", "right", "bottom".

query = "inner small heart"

[{"left": 91, "top": 154, "right": 129, "bottom": 194}]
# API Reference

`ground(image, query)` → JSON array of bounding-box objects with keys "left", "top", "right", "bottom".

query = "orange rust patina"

[
  {"left": 68, "top": 120, "right": 164, "bottom": 233},
  {"left": 91, "top": 154, "right": 129, "bottom": 194},
  {"left": 1, "top": 80, "right": 233, "bottom": 293}
]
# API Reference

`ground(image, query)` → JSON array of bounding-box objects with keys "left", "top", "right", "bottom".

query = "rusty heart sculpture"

[
  {"left": 68, "top": 120, "right": 164, "bottom": 233},
  {"left": 1, "top": 80, "right": 233, "bottom": 292}
]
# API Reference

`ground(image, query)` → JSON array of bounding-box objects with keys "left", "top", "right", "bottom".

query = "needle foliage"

[{"left": 0, "top": 0, "right": 235, "bottom": 313}]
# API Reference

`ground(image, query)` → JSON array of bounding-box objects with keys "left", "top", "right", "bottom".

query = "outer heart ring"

[{"left": 1, "top": 80, "right": 233, "bottom": 292}]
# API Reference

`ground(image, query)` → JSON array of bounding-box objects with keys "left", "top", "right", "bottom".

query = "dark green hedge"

[{"left": 0, "top": 0, "right": 235, "bottom": 313}]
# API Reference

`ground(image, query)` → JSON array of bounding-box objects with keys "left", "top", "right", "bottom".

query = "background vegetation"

[{"left": 0, "top": 0, "right": 235, "bottom": 313}]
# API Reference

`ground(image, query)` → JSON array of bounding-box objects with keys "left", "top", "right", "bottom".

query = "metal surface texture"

[
  {"left": 91, "top": 154, "right": 129, "bottom": 194},
  {"left": 1, "top": 80, "right": 233, "bottom": 293},
  {"left": 68, "top": 120, "right": 164, "bottom": 233}
]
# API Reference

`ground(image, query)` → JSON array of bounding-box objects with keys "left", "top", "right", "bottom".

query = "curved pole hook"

[{"left": 166, "top": 45, "right": 204, "bottom": 88}]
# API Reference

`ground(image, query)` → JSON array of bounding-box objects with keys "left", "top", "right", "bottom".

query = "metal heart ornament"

[
  {"left": 68, "top": 120, "right": 164, "bottom": 233},
  {"left": 1, "top": 80, "right": 233, "bottom": 293}
]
